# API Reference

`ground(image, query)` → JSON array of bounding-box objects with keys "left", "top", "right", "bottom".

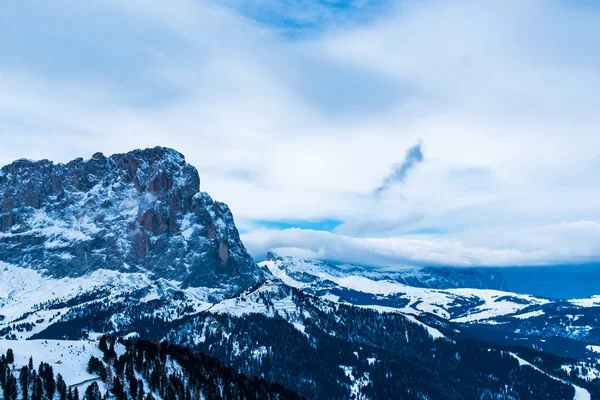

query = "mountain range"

[{"left": 1, "top": 148, "right": 599, "bottom": 399}]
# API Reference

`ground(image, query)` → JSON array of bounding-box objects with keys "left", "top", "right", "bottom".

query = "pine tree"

[
  {"left": 112, "top": 376, "right": 126, "bottom": 400},
  {"left": 57, "top": 373, "right": 68, "bottom": 400},
  {"left": 33, "top": 376, "right": 44, "bottom": 400},
  {"left": 87, "top": 356, "right": 96, "bottom": 374},
  {"left": 5, "top": 349, "right": 14, "bottom": 364},
  {"left": 128, "top": 373, "right": 138, "bottom": 399},
  {"left": 99, "top": 336, "right": 108, "bottom": 354},
  {"left": 19, "top": 366, "right": 29, "bottom": 400},
  {"left": 39, "top": 362, "right": 55, "bottom": 399},
  {"left": 135, "top": 349, "right": 144, "bottom": 372},
  {"left": 98, "top": 364, "right": 108, "bottom": 383},
  {"left": 74, "top": 387, "right": 80, "bottom": 400},
  {"left": 114, "top": 356, "right": 125, "bottom": 377},
  {"left": 3, "top": 373, "right": 18, "bottom": 400},
  {"left": 28, "top": 357, "right": 35, "bottom": 383},
  {"left": 84, "top": 382, "right": 102, "bottom": 400},
  {"left": 108, "top": 342, "right": 116, "bottom": 359},
  {"left": 0, "top": 357, "right": 6, "bottom": 388},
  {"left": 150, "top": 366, "right": 160, "bottom": 392}
]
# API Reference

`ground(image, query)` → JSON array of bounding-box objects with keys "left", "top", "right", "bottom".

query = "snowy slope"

[
  {"left": 259, "top": 255, "right": 600, "bottom": 361},
  {"left": 0, "top": 262, "right": 152, "bottom": 319},
  {"left": 260, "top": 256, "right": 549, "bottom": 322},
  {"left": 507, "top": 352, "right": 590, "bottom": 400},
  {"left": 571, "top": 295, "right": 600, "bottom": 308},
  {"left": 0, "top": 262, "right": 213, "bottom": 340},
  {"left": 0, "top": 339, "right": 105, "bottom": 387},
  {"left": 0, "top": 337, "right": 300, "bottom": 400}
]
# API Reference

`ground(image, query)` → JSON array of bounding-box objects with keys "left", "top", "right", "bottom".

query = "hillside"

[{"left": 0, "top": 337, "right": 304, "bottom": 400}]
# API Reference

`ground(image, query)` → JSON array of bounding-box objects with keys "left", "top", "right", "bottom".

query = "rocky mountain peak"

[
  {"left": 0, "top": 147, "right": 264, "bottom": 298},
  {"left": 0, "top": 147, "right": 196, "bottom": 215}
]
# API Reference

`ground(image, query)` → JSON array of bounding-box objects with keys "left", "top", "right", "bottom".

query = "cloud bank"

[{"left": 243, "top": 221, "right": 600, "bottom": 267}]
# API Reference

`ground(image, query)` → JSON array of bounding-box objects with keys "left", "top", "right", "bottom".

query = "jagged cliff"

[{"left": 0, "top": 147, "right": 264, "bottom": 294}]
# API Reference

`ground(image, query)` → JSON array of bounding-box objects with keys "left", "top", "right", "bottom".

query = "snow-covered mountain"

[
  {"left": 0, "top": 147, "right": 264, "bottom": 299},
  {"left": 1, "top": 255, "right": 597, "bottom": 398},
  {"left": 261, "top": 252, "right": 508, "bottom": 291},
  {"left": 261, "top": 254, "right": 600, "bottom": 361},
  {"left": 261, "top": 254, "right": 551, "bottom": 322},
  {"left": 1, "top": 148, "right": 600, "bottom": 399}
]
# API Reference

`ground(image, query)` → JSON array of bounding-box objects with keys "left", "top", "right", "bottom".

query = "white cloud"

[
  {"left": 1, "top": 0, "right": 599, "bottom": 266},
  {"left": 243, "top": 221, "right": 600, "bottom": 267}
]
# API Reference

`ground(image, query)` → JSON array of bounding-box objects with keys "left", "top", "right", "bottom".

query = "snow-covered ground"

[
  {"left": 357, "top": 305, "right": 447, "bottom": 340},
  {"left": 512, "top": 310, "right": 545, "bottom": 320},
  {"left": 571, "top": 295, "right": 600, "bottom": 308},
  {"left": 0, "top": 339, "right": 104, "bottom": 387},
  {"left": 586, "top": 345, "right": 600, "bottom": 353},
  {"left": 508, "top": 352, "right": 590, "bottom": 400},
  {"left": 448, "top": 289, "right": 549, "bottom": 323},
  {"left": 339, "top": 365, "right": 370, "bottom": 400},
  {"left": 0, "top": 263, "right": 151, "bottom": 319},
  {"left": 562, "top": 364, "right": 600, "bottom": 382},
  {"left": 209, "top": 282, "right": 297, "bottom": 318},
  {"left": 208, "top": 281, "right": 310, "bottom": 336},
  {"left": 0, "top": 263, "right": 216, "bottom": 340}
]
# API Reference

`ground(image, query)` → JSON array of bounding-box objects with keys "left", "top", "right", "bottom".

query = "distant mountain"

[
  {"left": 261, "top": 254, "right": 600, "bottom": 361},
  {"left": 263, "top": 252, "right": 507, "bottom": 290},
  {"left": 261, "top": 253, "right": 544, "bottom": 320},
  {"left": 0, "top": 147, "right": 264, "bottom": 299}
]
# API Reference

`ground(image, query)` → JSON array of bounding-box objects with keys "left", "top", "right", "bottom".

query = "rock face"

[{"left": 0, "top": 147, "right": 263, "bottom": 294}]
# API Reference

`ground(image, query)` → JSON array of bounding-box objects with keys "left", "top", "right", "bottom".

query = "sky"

[{"left": 1, "top": 0, "right": 600, "bottom": 268}]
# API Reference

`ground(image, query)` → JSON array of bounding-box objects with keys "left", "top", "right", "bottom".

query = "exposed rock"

[{"left": 0, "top": 147, "right": 264, "bottom": 298}]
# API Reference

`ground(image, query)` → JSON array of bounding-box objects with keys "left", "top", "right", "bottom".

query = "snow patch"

[
  {"left": 586, "top": 345, "right": 600, "bottom": 353},
  {"left": 512, "top": 310, "right": 545, "bottom": 319}
]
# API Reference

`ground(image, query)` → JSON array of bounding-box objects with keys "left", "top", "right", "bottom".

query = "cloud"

[
  {"left": 374, "top": 140, "right": 424, "bottom": 195},
  {"left": 334, "top": 213, "right": 425, "bottom": 237},
  {"left": 243, "top": 221, "right": 600, "bottom": 267}
]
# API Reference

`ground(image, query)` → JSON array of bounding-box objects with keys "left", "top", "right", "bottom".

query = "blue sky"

[{"left": 1, "top": 0, "right": 600, "bottom": 267}]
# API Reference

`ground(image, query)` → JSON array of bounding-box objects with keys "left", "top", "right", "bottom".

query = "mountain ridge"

[{"left": 0, "top": 147, "right": 264, "bottom": 298}]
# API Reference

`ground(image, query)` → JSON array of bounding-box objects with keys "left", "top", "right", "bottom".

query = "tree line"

[{"left": 0, "top": 337, "right": 304, "bottom": 400}]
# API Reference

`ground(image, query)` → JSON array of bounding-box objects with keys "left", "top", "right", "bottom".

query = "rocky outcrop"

[{"left": 0, "top": 147, "right": 264, "bottom": 297}]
